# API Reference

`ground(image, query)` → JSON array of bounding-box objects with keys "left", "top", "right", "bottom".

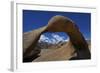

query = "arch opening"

[{"left": 37, "top": 32, "right": 69, "bottom": 48}]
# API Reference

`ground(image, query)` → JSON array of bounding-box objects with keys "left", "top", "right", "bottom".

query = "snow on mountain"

[
  {"left": 51, "top": 33, "right": 66, "bottom": 44},
  {"left": 39, "top": 33, "right": 68, "bottom": 44},
  {"left": 39, "top": 35, "right": 50, "bottom": 43}
]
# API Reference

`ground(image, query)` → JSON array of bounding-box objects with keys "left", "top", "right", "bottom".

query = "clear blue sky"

[{"left": 23, "top": 10, "right": 91, "bottom": 39}]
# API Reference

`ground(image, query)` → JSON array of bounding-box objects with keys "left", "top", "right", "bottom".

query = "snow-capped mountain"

[
  {"left": 35, "top": 33, "right": 68, "bottom": 49},
  {"left": 39, "top": 33, "right": 68, "bottom": 44}
]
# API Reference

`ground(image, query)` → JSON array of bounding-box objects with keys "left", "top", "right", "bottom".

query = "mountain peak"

[{"left": 39, "top": 33, "right": 68, "bottom": 44}]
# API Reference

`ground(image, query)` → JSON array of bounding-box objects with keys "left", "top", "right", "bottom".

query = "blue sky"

[{"left": 23, "top": 10, "right": 91, "bottom": 40}]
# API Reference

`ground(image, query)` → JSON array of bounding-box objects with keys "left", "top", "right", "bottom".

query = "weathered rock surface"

[{"left": 23, "top": 15, "right": 91, "bottom": 62}]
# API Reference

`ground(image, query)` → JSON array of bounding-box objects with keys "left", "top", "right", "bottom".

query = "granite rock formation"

[{"left": 23, "top": 15, "right": 91, "bottom": 62}]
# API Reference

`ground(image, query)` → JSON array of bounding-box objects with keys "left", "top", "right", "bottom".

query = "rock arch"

[{"left": 23, "top": 15, "right": 91, "bottom": 62}]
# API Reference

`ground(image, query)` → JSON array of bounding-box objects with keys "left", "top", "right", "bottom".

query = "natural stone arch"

[{"left": 23, "top": 15, "right": 91, "bottom": 62}]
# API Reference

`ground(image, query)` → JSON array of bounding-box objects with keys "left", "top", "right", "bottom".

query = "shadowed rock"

[
  {"left": 23, "top": 15, "right": 91, "bottom": 62},
  {"left": 23, "top": 26, "right": 47, "bottom": 62}
]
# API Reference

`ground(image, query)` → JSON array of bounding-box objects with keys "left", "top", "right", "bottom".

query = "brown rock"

[{"left": 23, "top": 15, "right": 91, "bottom": 62}]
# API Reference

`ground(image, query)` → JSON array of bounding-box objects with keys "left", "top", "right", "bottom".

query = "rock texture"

[
  {"left": 23, "top": 26, "right": 47, "bottom": 62},
  {"left": 23, "top": 15, "right": 91, "bottom": 62}
]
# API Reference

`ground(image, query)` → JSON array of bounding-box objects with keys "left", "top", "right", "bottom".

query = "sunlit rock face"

[{"left": 23, "top": 15, "right": 91, "bottom": 62}]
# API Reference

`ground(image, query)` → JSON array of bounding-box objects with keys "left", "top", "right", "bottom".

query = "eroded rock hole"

[{"left": 34, "top": 32, "right": 69, "bottom": 55}]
